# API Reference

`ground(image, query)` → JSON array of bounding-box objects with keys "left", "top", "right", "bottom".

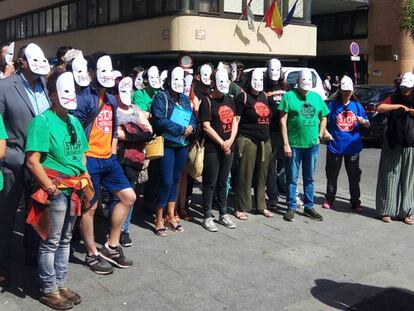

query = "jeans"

[
  {"left": 156, "top": 146, "right": 188, "bottom": 208},
  {"left": 202, "top": 150, "right": 234, "bottom": 218},
  {"left": 266, "top": 131, "right": 287, "bottom": 204},
  {"left": 38, "top": 192, "right": 77, "bottom": 294},
  {"left": 286, "top": 145, "right": 319, "bottom": 210},
  {"left": 325, "top": 150, "right": 361, "bottom": 205}
]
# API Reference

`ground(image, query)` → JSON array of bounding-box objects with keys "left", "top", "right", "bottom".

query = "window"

[
  {"left": 251, "top": 0, "right": 264, "bottom": 15},
  {"left": 224, "top": 0, "right": 242, "bottom": 13},
  {"left": 178, "top": 0, "right": 194, "bottom": 10},
  {"left": 121, "top": 0, "right": 134, "bottom": 20},
  {"left": 149, "top": 0, "right": 162, "bottom": 14},
  {"left": 61, "top": 5, "right": 69, "bottom": 31},
  {"left": 87, "top": 0, "right": 97, "bottom": 26},
  {"left": 69, "top": 3, "right": 77, "bottom": 30},
  {"left": 110, "top": 0, "right": 120, "bottom": 21},
  {"left": 78, "top": 0, "right": 87, "bottom": 28},
  {"left": 289, "top": 0, "right": 303, "bottom": 18},
  {"left": 98, "top": 0, "right": 109, "bottom": 24},
  {"left": 17, "top": 17, "right": 26, "bottom": 39},
  {"left": 53, "top": 7, "right": 60, "bottom": 32},
  {"left": 46, "top": 9, "right": 53, "bottom": 33},
  {"left": 10, "top": 19, "right": 15, "bottom": 40},
  {"left": 39, "top": 11, "right": 46, "bottom": 34},
  {"left": 26, "top": 14, "right": 33, "bottom": 37},
  {"left": 5, "top": 21, "right": 10, "bottom": 41},
  {"left": 33, "top": 12, "right": 39, "bottom": 36},
  {"left": 134, "top": 0, "right": 146, "bottom": 17},
  {"left": 199, "top": 0, "right": 219, "bottom": 13}
]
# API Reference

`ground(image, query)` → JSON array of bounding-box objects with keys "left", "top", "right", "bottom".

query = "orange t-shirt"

[{"left": 86, "top": 103, "right": 113, "bottom": 158}]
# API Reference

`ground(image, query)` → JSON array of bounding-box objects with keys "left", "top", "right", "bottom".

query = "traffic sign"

[
  {"left": 351, "top": 56, "right": 360, "bottom": 61},
  {"left": 350, "top": 42, "right": 360, "bottom": 56}
]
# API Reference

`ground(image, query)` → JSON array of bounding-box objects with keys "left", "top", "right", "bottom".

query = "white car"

[{"left": 244, "top": 67, "right": 327, "bottom": 100}]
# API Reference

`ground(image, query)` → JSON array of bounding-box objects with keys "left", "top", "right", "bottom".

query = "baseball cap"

[
  {"left": 400, "top": 72, "right": 414, "bottom": 89},
  {"left": 340, "top": 75, "right": 354, "bottom": 91}
]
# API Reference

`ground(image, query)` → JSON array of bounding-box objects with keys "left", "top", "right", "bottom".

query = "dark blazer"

[{"left": 0, "top": 73, "right": 50, "bottom": 172}]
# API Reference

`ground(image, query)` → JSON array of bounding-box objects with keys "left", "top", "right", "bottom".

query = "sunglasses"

[{"left": 67, "top": 121, "right": 78, "bottom": 145}]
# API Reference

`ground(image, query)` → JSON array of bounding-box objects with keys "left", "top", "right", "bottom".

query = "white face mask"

[
  {"left": 299, "top": 69, "right": 313, "bottom": 91},
  {"left": 230, "top": 63, "right": 238, "bottom": 82},
  {"left": 215, "top": 68, "right": 230, "bottom": 94},
  {"left": 160, "top": 70, "right": 168, "bottom": 90},
  {"left": 134, "top": 71, "right": 144, "bottom": 90},
  {"left": 200, "top": 64, "right": 212, "bottom": 86},
  {"left": 56, "top": 72, "right": 77, "bottom": 110},
  {"left": 24, "top": 43, "right": 50, "bottom": 75},
  {"left": 171, "top": 67, "right": 185, "bottom": 94},
  {"left": 184, "top": 75, "right": 193, "bottom": 97},
  {"left": 118, "top": 77, "right": 133, "bottom": 106},
  {"left": 268, "top": 58, "right": 281, "bottom": 81},
  {"left": 148, "top": 66, "right": 161, "bottom": 89},
  {"left": 5, "top": 42, "right": 14, "bottom": 65},
  {"left": 72, "top": 54, "right": 90, "bottom": 87},
  {"left": 251, "top": 68, "right": 264, "bottom": 92},
  {"left": 96, "top": 55, "right": 115, "bottom": 88}
]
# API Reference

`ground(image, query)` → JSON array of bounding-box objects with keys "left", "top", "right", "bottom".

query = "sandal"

[
  {"left": 165, "top": 217, "right": 184, "bottom": 232},
  {"left": 234, "top": 211, "right": 248, "bottom": 220},
  {"left": 154, "top": 227, "right": 167, "bottom": 237},
  {"left": 382, "top": 216, "right": 392, "bottom": 223},
  {"left": 260, "top": 209, "right": 274, "bottom": 218},
  {"left": 404, "top": 216, "right": 414, "bottom": 225}
]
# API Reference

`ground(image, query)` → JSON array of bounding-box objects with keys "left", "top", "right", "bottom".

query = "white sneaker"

[
  {"left": 203, "top": 217, "right": 218, "bottom": 232},
  {"left": 218, "top": 214, "right": 236, "bottom": 229}
]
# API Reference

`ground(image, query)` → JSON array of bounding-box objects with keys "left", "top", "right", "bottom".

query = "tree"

[{"left": 402, "top": 0, "right": 414, "bottom": 40}]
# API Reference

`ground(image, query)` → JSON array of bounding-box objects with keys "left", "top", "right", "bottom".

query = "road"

[{"left": 2, "top": 145, "right": 414, "bottom": 311}]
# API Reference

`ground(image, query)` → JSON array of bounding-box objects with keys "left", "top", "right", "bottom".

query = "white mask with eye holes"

[
  {"left": 184, "top": 74, "right": 193, "bottom": 97},
  {"left": 96, "top": 55, "right": 115, "bottom": 88},
  {"left": 251, "top": 68, "right": 264, "bottom": 92},
  {"left": 299, "top": 68, "right": 313, "bottom": 92},
  {"left": 56, "top": 72, "right": 77, "bottom": 110},
  {"left": 200, "top": 64, "right": 212, "bottom": 86},
  {"left": 72, "top": 54, "right": 90, "bottom": 87},
  {"left": 134, "top": 71, "right": 144, "bottom": 90},
  {"left": 148, "top": 66, "right": 161, "bottom": 89},
  {"left": 5, "top": 42, "right": 14, "bottom": 65},
  {"left": 230, "top": 62, "right": 238, "bottom": 82},
  {"left": 215, "top": 68, "right": 230, "bottom": 94},
  {"left": 160, "top": 70, "right": 168, "bottom": 90},
  {"left": 24, "top": 43, "right": 50, "bottom": 75},
  {"left": 171, "top": 67, "right": 185, "bottom": 94},
  {"left": 118, "top": 77, "right": 133, "bottom": 106},
  {"left": 267, "top": 58, "right": 281, "bottom": 81}
]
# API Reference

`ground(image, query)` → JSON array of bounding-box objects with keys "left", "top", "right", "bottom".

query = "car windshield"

[
  {"left": 353, "top": 88, "right": 379, "bottom": 101},
  {"left": 286, "top": 71, "right": 317, "bottom": 89}
]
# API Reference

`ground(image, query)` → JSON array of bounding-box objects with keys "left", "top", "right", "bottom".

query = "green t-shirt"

[
  {"left": 132, "top": 88, "right": 157, "bottom": 112},
  {"left": 25, "top": 109, "right": 89, "bottom": 177},
  {"left": 278, "top": 89, "right": 330, "bottom": 148},
  {"left": 0, "top": 115, "right": 8, "bottom": 191}
]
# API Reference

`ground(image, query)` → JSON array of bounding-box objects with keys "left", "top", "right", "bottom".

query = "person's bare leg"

[
  {"left": 155, "top": 207, "right": 164, "bottom": 230},
  {"left": 107, "top": 188, "right": 136, "bottom": 247},
  {"left": 79, "top": 203, "right": 99, "bottom": 256}
]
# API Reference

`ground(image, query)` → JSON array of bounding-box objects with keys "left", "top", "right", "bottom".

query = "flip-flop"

[
  {"left": 260, "top": 209, "right": 274, "bottom": 218},
  {"left": 404, "top": 217, "right": 414, "bottom": 225},
  {"left": 165, "top": 220, "right": 184, "bottom": 232},
  {"left": 234, "top": 211, "right": 248, "bottom": 220},
  {"left": 382, "top": 216, "right": 392, "bottom": 223},
  {"left": 154, "top": 227, "right": 167, "bottom": 237}
]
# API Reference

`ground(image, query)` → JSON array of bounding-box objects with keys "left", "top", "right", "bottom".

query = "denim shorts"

[{"left": 86, "top": 155, "right": 131, "bottom": 204}]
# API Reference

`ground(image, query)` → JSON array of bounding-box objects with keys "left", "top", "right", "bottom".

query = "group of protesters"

[{"left": 0, "top": 41, "right": 413, "bottom": 310}]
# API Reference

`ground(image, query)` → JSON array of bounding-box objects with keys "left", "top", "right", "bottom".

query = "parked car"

[
  {"left": 243, "top": 67, "right": 327, "bottom": 100},
  {"left": 330, "top": 84, "right": 395, "bottom": 147}
]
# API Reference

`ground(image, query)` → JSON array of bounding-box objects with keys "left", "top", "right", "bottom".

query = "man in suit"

[{"left": 0, "top": 44, "right": 50, "bottom": 287}]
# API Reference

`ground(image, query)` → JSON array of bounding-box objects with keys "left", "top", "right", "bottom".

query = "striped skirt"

[{"left": 375, "top": 141, "right": 414, "bottom": 218}]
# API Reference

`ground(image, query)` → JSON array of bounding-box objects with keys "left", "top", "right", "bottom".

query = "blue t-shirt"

[{"left": 326, "top": 100, "right": 368, "bottom": 155}]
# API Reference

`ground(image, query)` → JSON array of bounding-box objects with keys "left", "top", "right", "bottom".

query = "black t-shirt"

[
  {"left": 235, "top": 91, "right": 271, "bottom": 143},
  {"left": 198, "top": 95, "right": 236, "bottom": 152},
  {"left": 264, "top": 80, "right": 288, "bottom": 133}
]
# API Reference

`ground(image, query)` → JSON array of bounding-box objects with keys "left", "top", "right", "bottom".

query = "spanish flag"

[{"left": 264, "top": 0, "right": 284, "bottom": 36}]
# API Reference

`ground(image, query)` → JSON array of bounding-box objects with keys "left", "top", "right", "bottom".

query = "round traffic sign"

[{"left": 350, "top": 42, "right": 360, "bottom": 56}]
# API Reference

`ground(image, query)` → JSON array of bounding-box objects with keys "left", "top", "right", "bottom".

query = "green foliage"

[{"left": 402, "top": 0, "right": 414, "bottom": 40}]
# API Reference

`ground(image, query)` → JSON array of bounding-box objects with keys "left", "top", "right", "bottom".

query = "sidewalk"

[{"left": 1, "top": 146, "right": 413, "bottom": 311}]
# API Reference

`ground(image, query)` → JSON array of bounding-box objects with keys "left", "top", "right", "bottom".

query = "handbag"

[
  {"left": 145, "top": 136, "right": 164, "bottom": 159},
  {"left": 136, "top": 160, "right": 150, "bottom": 184},
  {"left": 187, "top": 139, "right": 205, "bottom": 179}
]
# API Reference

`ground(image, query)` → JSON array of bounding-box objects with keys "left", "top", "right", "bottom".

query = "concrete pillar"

[{"left": 368, "top": 0, "right": 414, "bottom": 84}]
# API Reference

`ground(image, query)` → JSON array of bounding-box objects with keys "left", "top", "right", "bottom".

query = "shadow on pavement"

[{"left": 311, "top": 279, "right": 414, "bottom": 311}]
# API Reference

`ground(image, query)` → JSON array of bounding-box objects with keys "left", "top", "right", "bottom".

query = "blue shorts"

[{"left": 86, "top": 155, "right": 131, "bottom": 204}]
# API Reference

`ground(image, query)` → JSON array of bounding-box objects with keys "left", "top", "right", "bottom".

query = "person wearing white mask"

[
  {"left": 67, "top": 52, "right": 91, "bottom": 90},
  {"left": 323, "top": 75, "right": 369, "bottom": 213},
  {"left": 375, "top": 72, "right": 414, "bottom": 225},
  {"left": 105, "top": 76, "right": 153, "bottom": 246},
  {"left": 71, "top": 52, "right": 135, "bottom": 274},
  {"left": 151, "top": 67, "right": 197, "bottom": 236},
  {"left": 199, "top": 68, "right": 238, "bottom": 232},
  {"left": 279, "top": 68, "right": 330, "bottom": 222},
  {"left": 132, "top": 65, "right": 160, "bottom": 114},
  {"left": 233, "top": 68, "right": 273, "bottom": 220},
  {"left": 25, "top": 71, "right": 92, "bottom": 310}
]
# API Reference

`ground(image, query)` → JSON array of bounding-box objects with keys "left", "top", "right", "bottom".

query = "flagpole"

[{"left": 257, "top": 16, "right": 265, "bottom": 32}]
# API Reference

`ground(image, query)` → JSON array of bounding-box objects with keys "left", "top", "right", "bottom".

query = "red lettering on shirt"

[
  {"left": 218, "top": 105, "right": 234, "bottom": 133},
  {"left": 254, "top": 102, "right": 270, "bottom": 125},
  {"left": 336, "top": 110, "right": 357, "bottom": 132}
]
